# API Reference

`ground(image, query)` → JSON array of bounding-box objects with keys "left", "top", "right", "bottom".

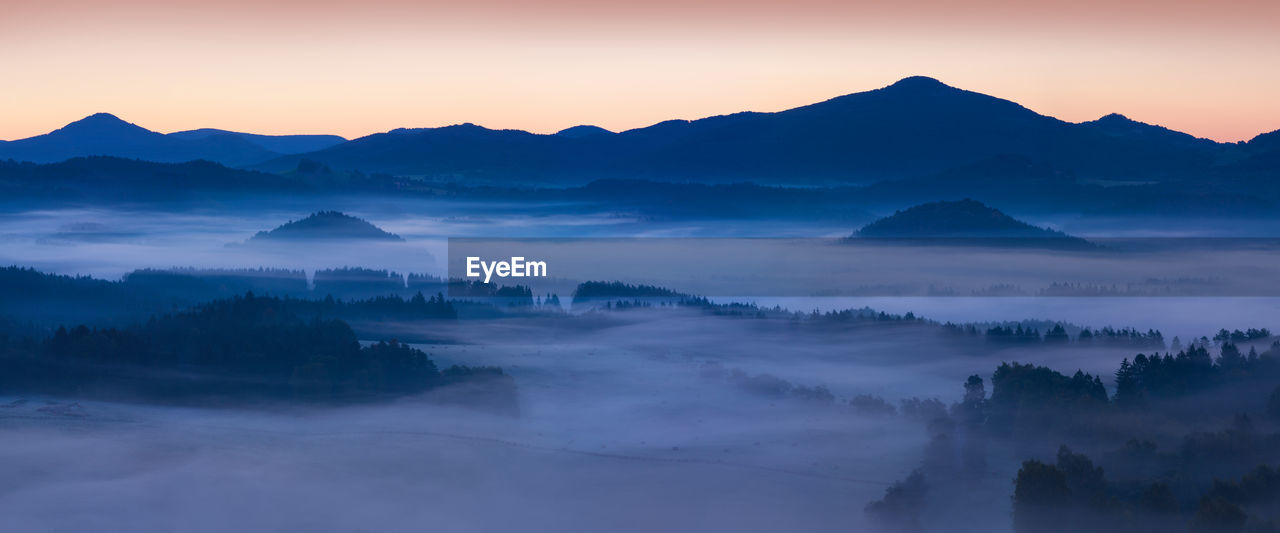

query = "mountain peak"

[
  {"left": 1080, "top": 112, "right": 1214, "bottom": 147},
  {"left": 885, "top": 76, "right": 951, "bottom": 91},
  {"left": 83, "top": 112, "right": 124, "bottom": 121},
  {"left": 54, "top": 113, "right": 154, "bottom": 137},
  {"left": 556, "top": 125, "right": 614, "bottom": 138},
  {"left": 1096, "top": 112, "right": 1132, "bottom": 122}
]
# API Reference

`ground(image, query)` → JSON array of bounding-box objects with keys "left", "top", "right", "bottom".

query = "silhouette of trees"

[
  {"left": 865, "top": 470, "right": 928, "bottom": 532},
  {"left": 850, "top": 393, "right": 897, "bottom": 415},
  {"left": 1114, "top": 343, "right": 1280, "bottom": 409},
  {"left": 1013, "top": 459, "right": 1073, "bottom": 533},
  {"left": 0, "top": 292, "right": 508, "bottom": 405},
  {"left": 987, "top": 362, "right": 1107, "bottom": 436},
  {"left": 954, "top": 374, "right": 987, "bottom": 426},
  {"left": 1190, "top": 496, "right": 1246, "bottom": 532},
  {"left": 1213, "top": 328, "right": 1272, "bottom": 344},
  {"left": 989, "top": 336, "right": 1280, "bottom": 533},
  {"left": 1013, "top": 447, "right": 1187, "bottom": 533}
]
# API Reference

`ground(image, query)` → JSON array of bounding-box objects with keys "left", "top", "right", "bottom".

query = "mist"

[{"left": 5, "top": 198, "right": 1280, "bottom": 533}]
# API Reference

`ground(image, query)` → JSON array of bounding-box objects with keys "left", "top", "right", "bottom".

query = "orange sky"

[{"left": 2, "top": 0, "right": 1278, "bottom": 142}]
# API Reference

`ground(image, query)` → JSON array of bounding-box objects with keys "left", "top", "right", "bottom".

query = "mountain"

[
  {"left": 0, "top": 113, "right": 275, "bottom": 166},
  {"left": 256, "top": 76, "right": 1232, "bottom": 185},
  {"left": 854, "top": 199, "right": 1084, "bottom": 242},
  {"left": 555, "top": 125, "right": 614, "bottom": 138},
  {"left": 249, "top": 211, "right": 403, "bottom": 242},
  {"left": 1241, "top": 129, "right": 1280, "bottom": 167},
  {"left": 4, "top": 76, "right": 1276, "bottom": 200},
  {"left": 1077, "top": 113, "right": 1216, "bottom": 150},
  {"left": 1248, "top": 129, "right": 1280, "bottom": 152},
  {"left": 255, "top": 123, "right": 575, "bottom": 180},
  {"left": 0, "top": 156, "right": 313, "bottom": 203},
  {"left": 166, "top": 129, "right": 346, "bottom": 154},
  {"left": 0, "top": 114, "right": 343, "bottom": 166}
]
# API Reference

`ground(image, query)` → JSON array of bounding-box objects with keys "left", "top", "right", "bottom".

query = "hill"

[
  {"left": 555, "top": 125, "right": 614, "bottom": 138},
  {"left": 166, "top": 129, "right": 346, "bottom": 154},
  {"left": 0, "top": 156, "right": 311, "bottom": 202},
  {"left": 854, "top": 199, "right": 1088, "bottom": 244},
  {"left": 249, "top": 211, "right": 403, "bottom": 242}
]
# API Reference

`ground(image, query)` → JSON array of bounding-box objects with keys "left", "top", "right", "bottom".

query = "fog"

[
  {"left": 4, "top": 202, "right": 1278, "bottom": 532},
  {"left": 0, "top": 203, "right": 855, "bottom": 279},
  {"left": 1, "top": 309, "right": 942, "bottom": 532},
  {"left": 3, "top": 298, "right": 1215, "bottom": 532},
  {"left": 742, "top": 296, "right": 1280, "bottom": 343}
]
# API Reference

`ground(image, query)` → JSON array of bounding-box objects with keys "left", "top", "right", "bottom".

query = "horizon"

[
  {"left": 5, "top": 76, "right": 1275, "bottom": 145},
  {"left": 3, "top": 0, "right": 1279, "bottom": 143}
]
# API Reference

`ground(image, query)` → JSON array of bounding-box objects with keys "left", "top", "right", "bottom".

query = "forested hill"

[
  {"left": 855, "top": 199, "right": 1076, "bottom": 239},
  {"left": 249, "top": 211, "right": 404, "bottom": 242}
]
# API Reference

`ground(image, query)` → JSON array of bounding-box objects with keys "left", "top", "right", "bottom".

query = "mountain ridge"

[
  {"left": 167, "top": 129, "right": 346, "bottom": 154},
  {"left": 251, "top": 76, "right": 1243, "bottom": 185},
  {"left": 1, "top": 77, "right": 1275, "bottom": 189},
  {"left": 0, "top": 113, "right": 344, "bottom": 167}
]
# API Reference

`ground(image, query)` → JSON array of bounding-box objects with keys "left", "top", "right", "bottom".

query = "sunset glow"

[{"left": 3, "top": 0, "right": 1277, "bottom": 142}]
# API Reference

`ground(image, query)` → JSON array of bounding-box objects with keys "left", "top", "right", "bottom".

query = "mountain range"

[
  {"left": 0, "top": 114, "right": 345, "bottom": 167},
  {"left": 2, "top": 76, "right": 1278, "bottom": 188}
]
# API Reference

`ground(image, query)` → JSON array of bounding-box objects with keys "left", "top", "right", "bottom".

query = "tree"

[
  {"left": 865, "top": 470, "right": 928, "bottom": 532},
  {"left": 956, "top": 374, "right": 986, "bottom": 426},
  {"left": 1217, "top": 343, "right": 1244, "bottom": 370},
  {"left": 1115, "top": 358, "right": 1142, "bottom": 408},
  {"left": 1055, "top": 446, "right": 1107, "bottom": 507},
  {"left": 1044, "top": 324, "right": 1069, "bottom": 344},
  {"left": 1191, "top": 496, "right": 1246, "bottom": 532},
  {"left": 1013, "top": 460, "right": 1072, "bottom": 533}
]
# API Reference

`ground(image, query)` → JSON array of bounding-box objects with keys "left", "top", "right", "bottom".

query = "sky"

[{"left": 2, "top": 0, "right": 1278, "bottom": 143}]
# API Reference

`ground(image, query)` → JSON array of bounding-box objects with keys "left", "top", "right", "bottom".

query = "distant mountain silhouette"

[
  {"left": 3, "top": 76, "right": 1277, "bottom": 205},
  {"left": 854, "top": 199, "right": 1087, "bottom": 244},
  {"left": 250, "top": 211, "right": 403, "bottom": 242},
  {"left": 0, "top": 156, "right": 315, "bottom": 201},
  {"left": 0, "top": 113, "right": 343, "bottom": 166},
  {"left": 1249, "top": 129, "right": 1280, "bottom": 152},
  {"left": 1077, "top": 113, "right": 1214, "bottom": 150},
  {"left": 167, "top": 129, "right": 346, "bottom": 154},
  {"left": 555, "top": 125, "right": 614, "bottom": 138},
  {"left": 255, "top": 76, "right": 1229, "bottom": 185},
  {"left": 4, "top": 155, "right": 1275, "bottom": 217}
]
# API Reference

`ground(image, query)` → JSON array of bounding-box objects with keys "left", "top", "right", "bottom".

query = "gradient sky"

[{"left": 2, "top": 0, "right": 1278, "bottom": 142}]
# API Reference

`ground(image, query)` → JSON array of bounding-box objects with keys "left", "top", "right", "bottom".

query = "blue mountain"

[
  {"left": 2, "top": 76, "right": 1274, "bottom": 194},
  {"left": 0, "top": 113, "right": 343, "bottom": 166},
  {"left": 254, "top": 76, "right": 1231, "bottom": 185},
  {"left": 167, "top": 128, "right": 346, "bottom": 154},
  {"left": 852, "top": 199, "right": 1094, "bottom": 248},
  {"left": 554, "top": 125, "right": 614, "bottom": 138},
  {"left": 856, "top": 199, "right": 1072, "bottom": 238},
  {"left": 249, "top": 211, "right": 403, "bottom": 242}
]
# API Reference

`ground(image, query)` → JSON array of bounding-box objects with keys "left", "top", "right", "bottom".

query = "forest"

[
  {"left": 0, "top": 292, "right": 515, "bottom": 410},
  {"left": 865, "top": 335, "right": 1280, "bottom": 532}
]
